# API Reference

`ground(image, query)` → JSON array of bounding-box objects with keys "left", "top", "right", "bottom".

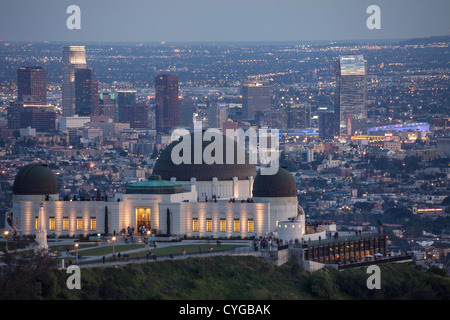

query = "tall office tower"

[
  {"left": 241, "top": 81, "right": 271, "bottom": 121},
  {"left": 208, "top": 102, "right": 228, "bottom": 129},
  {"left": 92, "top": 81, "right": 100, "bottom": 116},
  {"left": 335, "top": 55, "right": 367, "bottom": 137},
  {"left": 155, "top": 74, "right": 179, "bottom": 134},
  {"left": 75, "top": 68, "right": 96, "bottom": 116},
  {"left": 119, "top": 103, "right": 149, "bottom": 129},
  {"left": 99, "top": 92, "right": 117, "bottom": 121},
  {"left": 117, "top": 90, "right": 136, "bottom": 122},
  {"left": 318, "top": 106, "right": 338, "bottom": 141},
  {"left": 17, "top": 66, "right": 47, "bottom": 104},
  {"left": 287, "top": 104, "right": 311, "bottom": 129},
  {"left": 7, "top": 101, "right": 24, "bottom": 130},
  {"left": 179, "top": 97, "right": 194, "bottom": 128},
  {"left": 62, "top": 46, "right": 86, "bottom": 116}
]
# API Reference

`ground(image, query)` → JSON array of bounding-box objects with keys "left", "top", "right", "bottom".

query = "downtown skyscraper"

[
  {"left": 155, "top": 74, "right": 179, "bottom": 134},
  {"left": 62, "top": 45, "right": 87, "bottom": 116},
  {"left": 75, "top": 68, "right": 98, "bottom": 116},
  {"left": 334, "top": 55, "right": 367, "bottom": 137},
  {"left": 241, "top": 81, "right": 271, "bottom": 121},
  {"left": 17, "top": 66, "right": 47, "bottom": 104}
]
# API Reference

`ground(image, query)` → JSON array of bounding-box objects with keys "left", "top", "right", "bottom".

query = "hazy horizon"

[{"left": 1, "top": 0, "right": 449, "bottom": 43}]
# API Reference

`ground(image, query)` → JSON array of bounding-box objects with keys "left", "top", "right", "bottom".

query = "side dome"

[
  {"left": 12, "top": 163, "right": 58, "bottom": 195},
  {"left": 252, "top": 166, "right": 297, "bottom": 198},
  {"left": 152, "top": 132, "right": 257, "bottom": 181}
]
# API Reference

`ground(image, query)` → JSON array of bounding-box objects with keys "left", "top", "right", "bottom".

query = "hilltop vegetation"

[{"left": 1, "top": 254, "right": 448, "bottom": 300}]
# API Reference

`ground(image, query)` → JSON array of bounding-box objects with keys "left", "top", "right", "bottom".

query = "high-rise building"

[
  {"left": 335, "top": 55, "right": 367, "bottom": 137},
  {"left": 99, "top": 92, "right": 117, "bottom": 121},
  {"left": 155, "top": 74, "right": 179, "bottom": 134},
  {"left": 7, "top": 101, "right": 55, "bottom": 132},
  {"left": 7, "top": 101, "right": 23, "bottom": 130},
  {"left": 318, "top": 106, "right": 338, "bottom": 141},
  {"left": 241, "top": 81, "right": 271, "bottom": 121},
  {"left": 179, "top": 97, "right": 194, "bottom": 128},
  {"left": 117, "top": 90, "right": 136, "bottom": 122},
  {"left": 119, "top": 103, "right": 149, "bottom": 129},
  {"left": 19, "top": 105, "right": 56, "bottom": 132},
  {"left": 75, "top": 68, "right": 97, "bottom": 116},
  {"left": 208, "top": 102, "right": 228, "bottom": 129},
  {"left": 62, "top": 46, "right": 86, "bottom": 116},
  {"left": 92, "top": 81, "right": 100, "bottom": 116},
  {"left": 17, "top": 66, "right": 47, "bottom": 104},
  {"left": 287, "top": 104, "right": 311, "bottom": 129}
]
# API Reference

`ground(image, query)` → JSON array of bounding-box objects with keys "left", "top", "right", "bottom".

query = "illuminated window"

[
  {"left": 220, "top": 219, "right": 226, "bottom": 232},
  {"left": 35, "top": 217, "right": 38, "bottom": 230},
  {"left": 76, "top": 217, "right": 83, "bottom": 231},
  {"left": 276, "top": 220, "right": 280, "bottom": 228},
  {"left": 206, "top": 218, "right": 212, "bottom": 232},
  {"left": 49, "top": 217, "right": 55, "bottom": 231},
  {"left": 233, "top": 219, "right": 240, "bottom": 233},
  {"left": 247, "top": 219, "right": 254, "bottom": 233},
  {"left": 192, "top": 218, "right": 199, "bottom": 232},
  {"left": 90, "top": 218, "right": 97, "bottom": 231},
  {"left": 63, "top": 217, "right": 69, "bottom": 231}
]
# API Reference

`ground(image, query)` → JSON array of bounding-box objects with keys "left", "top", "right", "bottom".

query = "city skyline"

[{"left": 0, "top": 2, "right": 448, "bottom": 302}]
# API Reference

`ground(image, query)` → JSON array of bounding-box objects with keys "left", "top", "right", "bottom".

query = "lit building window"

[
  {"left": 90, "top": 218, "right": 97, "bottom": 231},
  {"left": 276, "top": 220, "right": 280, "bottom": 228},
  {"left": 220, "top": 219, "right": 226, "bottom": 232},
  {"left": 206, "top": 218, "right": 212, "bottom": 232},
  {"left": 234, "top": 219, "right": 240, "bottom": 233},
  {"left": 76, "top": 217, "right": 83, "bottom": 231},
  {"left": 35, "top": 217, "right": 38, "bottom": 230},
  {"left": 49, "top": 217, "right": 55, "bottom": 231},
  {"left": 192, "top": 218, "right": 199, "bottom": 232},
  {"left": 63, "top": 217, "right": 69, "bottom": 231},
  {"left": 248, "top": 219, "right": 254, "bottom": 233}
]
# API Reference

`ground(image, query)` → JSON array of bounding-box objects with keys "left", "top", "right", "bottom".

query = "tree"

[
  {"left": 104, "top": 206, "right": 109, "bottom": 235},
  {"left": 167, "top": 208, "right": 171, "bottom": 235},
  {"left": 0, "top": 241, "right": 59, "bottom": 299}
]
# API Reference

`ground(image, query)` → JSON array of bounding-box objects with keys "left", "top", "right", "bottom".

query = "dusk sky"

[{"left": 1, "top": 0, "right": 449, "bottom": 43}]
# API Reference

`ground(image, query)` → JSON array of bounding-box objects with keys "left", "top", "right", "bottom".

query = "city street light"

[
  {"left": 3, "top": 230, "right": 9, "bottom": 252},
  {"left": 146, "top": 230, "right": 151, "bottom": 252},
  {"left": 112, "top": 236, "right": 116, "bottom": 256},
  {"left": 75, "top": 242, "right": 79, "bottom": 264}
]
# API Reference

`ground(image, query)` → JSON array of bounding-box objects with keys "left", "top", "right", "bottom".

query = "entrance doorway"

[{"left": 136, "top": 208, "right": 151, "bottom": 232}]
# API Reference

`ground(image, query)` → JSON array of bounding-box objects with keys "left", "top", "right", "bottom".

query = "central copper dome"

[{"left": 152, "top": 132, "right": 257, "bottom": 181}]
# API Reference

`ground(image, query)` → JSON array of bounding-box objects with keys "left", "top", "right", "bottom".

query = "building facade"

[
  {"left": 17, "top": 66, "right": 47, "bottom": 104},
  {"left": 335, "top": 55, "right": 367, "bottom": 137},
  {"left": 8, "top": 136, "right": 307, "bottom": 242},
  {"left": 241, "top": 81, "right": 271, "bottom": 121},
  {"left": 75, "top": 68, "right": 97, "bottom": 116},
  {"left": 155, "top": 74, "right": 179, "bottom": 134},
  {"left": 62, "top": 46, "right": 87, "bottom": 116}
]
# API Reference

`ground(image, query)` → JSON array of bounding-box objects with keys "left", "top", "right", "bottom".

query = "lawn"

[
  {"left": 70, "top": 244, "right": 147, "bottom": 256},
  {"left": 78, "top": 243, "right": 248, "bottom": 264},
  {"left": 150, "top": 244, "right": 246, "bottom": 257}
]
